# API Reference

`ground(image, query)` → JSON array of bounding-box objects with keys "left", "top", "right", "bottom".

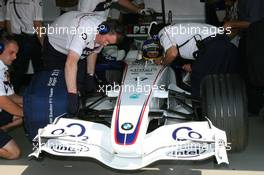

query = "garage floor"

[{"left": 0, "top": 116, "right": 264, "bottom": 175}]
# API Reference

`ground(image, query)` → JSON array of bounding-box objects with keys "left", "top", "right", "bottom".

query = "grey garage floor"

[{"left": 0, "top": 116, "right": 264, "bottom": 175}]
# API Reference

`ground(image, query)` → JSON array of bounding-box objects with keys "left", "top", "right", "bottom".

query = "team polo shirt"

[
  {"left": 158, "top": 23, "right": 222, "bottom": 60},
  {"left": 48, "top": 11, "right": 104, "bottom": 60},
  {"left": 0, "top": 0, "right": 6, "bottom": 22},
  {"left": 5, "top": 0, "right": 43, "bottom": 34},
  {"left": 238, "top": 0, "right": 264, "bottom": 23},
  {"left": 78, "top": 0, "right": 118, "bottom": 19},
  {"left": 0, "top": 60, "right": 14, "bottom": 97}
]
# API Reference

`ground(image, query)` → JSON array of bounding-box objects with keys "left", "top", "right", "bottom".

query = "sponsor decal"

[
  {"left": 51, "top": 129, "right": 65, "bottom": 135},
  {"left": 167, "top": 144, "right": 208, "bottom": 158},
  {"left": 130, "top": 68, "right": 157, "bottom": 73},
  {"left": 121, "top": 123, "right": 134, "bottom": 131},
  {"left": 50, "top": 123, "right": 87, "bottom": 138},
  {"left": 133, "top": 77, "right": 148, "bottom": 82},
  {"left": 172, "top": 127, "right": 202, "bottom": 141},
  {"left": 50, "top": 142, "right": 89, "bottom": 154},
  {"left": 133, "top": 25, "right": 149, "bottom": 34},
  {"left": 129, "top": 93, "right": 140, "bottom": 99},
  {"left": 81, "top": 33, "right": 88, "bottom": 40}
]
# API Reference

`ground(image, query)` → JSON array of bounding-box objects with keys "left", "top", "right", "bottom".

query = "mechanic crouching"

[
  {"left": 149, "top": 23, "right": 239, "bottom": 97},
  {"left": 0, "top": 30, "right": 23, "bottom": 159},
  {"left": 41, "top": 11, "right": 124, "bottom": 115}
]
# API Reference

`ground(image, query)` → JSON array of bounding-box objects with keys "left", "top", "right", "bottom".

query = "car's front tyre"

[{"left": 201, "top": 74, "right": 248, "bottom": 152}]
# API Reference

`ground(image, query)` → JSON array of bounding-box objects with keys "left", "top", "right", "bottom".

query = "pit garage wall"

[
  {"left": 144, "top": 0, "right": 205, "bottom": 22},
  {"left": 43, "top": 0, "right": 205, "bottom": 23}
]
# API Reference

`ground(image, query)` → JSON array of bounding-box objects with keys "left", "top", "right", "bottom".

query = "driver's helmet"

[{"left": 142, "top": 39, "right": 163, "bottom": 60}]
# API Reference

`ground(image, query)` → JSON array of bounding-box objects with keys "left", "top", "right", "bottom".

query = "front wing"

[{"left": 29, "top": 117, "right": 229, "bottom": 170}]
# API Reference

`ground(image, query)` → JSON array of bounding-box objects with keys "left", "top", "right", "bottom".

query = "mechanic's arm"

[
  {"left": 160, "top": 46, "right": 178, "bottom": 65},
  {"left": 223, "top": 20, "right": 250, "bottom": 38},
  {"left": 0, "top": 96, "right": 23, "bottom": 117},
  {"left": 9, "top": 94, "right": 23, "bottom": 107},
  {"left": 87, "top": 52, "right": 98, "bottom": 75},
  {"left": 33, "top": 21, "right": 44, "bottom": 46},
  {"left": 224, "top": 20, "right": 251, "bottom": 30},
  {"left": 118, "top": 0, "right": 143, "bottom": 13},
  {"left": 65, "top": 50, "right": 79, "bottom": 94}
]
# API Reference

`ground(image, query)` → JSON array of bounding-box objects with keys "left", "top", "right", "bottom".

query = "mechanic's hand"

[
  {"left": 67, "top": 93, "right": 79, "bottom": 115},
  {"left": 182, "top": 64, "right": 192, "bottom": 72},
  {"left": 138, "top": 8, "right": 155, "bottom": 15},
  {"left": 154, "top": 59, "right": 163, "bottom": 65},
  {"left": 223, "top": 21, "right": 233, "bottom": 31}
]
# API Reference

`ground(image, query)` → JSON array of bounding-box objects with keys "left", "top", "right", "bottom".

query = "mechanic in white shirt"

[
  {"left": 150, "top": 23, "right": 239, "bottom": 97},
  {"left": 42, "top": 11, "right": 124, "bottom": 114},
  {"left": 5, "top": 0, "right": 44, "bottom": 93},
  {"left": 0, "top": 30, "right": 23, "bottom": 160},
  {"left": 77, "top": 0, "right": 152, "bottom": 92},
  {"left": 0, "top": 0, "right": 6, "bottom": 29}
]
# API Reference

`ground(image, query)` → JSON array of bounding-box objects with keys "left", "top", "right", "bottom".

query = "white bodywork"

[{"left": 30, "top": 51, "right": 229, "bottom": 170}]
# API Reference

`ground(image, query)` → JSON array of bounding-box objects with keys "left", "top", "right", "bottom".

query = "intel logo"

[
  {"left": 51, "top": 143, "right": 89, "bottom": 154},
  {"left": 121, "top": 123, "right": 133, "bottom": 131}
]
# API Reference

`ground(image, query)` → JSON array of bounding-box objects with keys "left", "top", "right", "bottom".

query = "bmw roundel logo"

[{"left": 121, "top": 123, "right": 133, "bottom": 131}]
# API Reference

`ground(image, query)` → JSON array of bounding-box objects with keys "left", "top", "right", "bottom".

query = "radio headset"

[
  {"left": 97, "top": 23, "right": 110, "bottom": 35},
  {"left": 0, "top": 30, "right": 4, "bottom": 54}
]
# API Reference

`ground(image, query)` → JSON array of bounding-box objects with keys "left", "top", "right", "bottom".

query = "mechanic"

[
  {"left": 150, "top": 22, "right": 239, "bottom": 97},
  {"left": 42, "top": 11, "right": 124, "bottom": 115},
  {"left": 0, "top": 30, "right": 23, "bottom": 160},
  {"left": 224, "top": 0, "right": 264, "bottom": 114},
  {"left": 5, "top": 0, "right": 44, "bottom": 93},
  {"left": 223, "top": 0, "right": 264, "bottom": 76},
  {"left": 77, "top": 0, "right": 153, "bottom": 93},
  {"left": 204, "top": 0, "right": 225, "bottom": 27},
  {"left": 119, "top": 0, "right": 145, "bottom": 24},
  {"left": 0, "top": 0, "right": 6, "bottom": 29},
  {"left": 224, "top": 0, "right": 264, "bottom": 32}
]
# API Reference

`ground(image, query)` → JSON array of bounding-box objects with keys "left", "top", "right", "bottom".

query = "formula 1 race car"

[{"left": 29, "top": 45, "right": 248, "bottom": 170}]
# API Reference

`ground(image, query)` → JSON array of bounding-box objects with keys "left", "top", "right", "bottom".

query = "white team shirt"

[
  {"left": 159, "top": 23, "right": 222, "bottom": 60},
  {"left": 78, "top": 0, "right": 118, "bottom": 19},
  {"left": 5, "top": 0, "right": 43, "bottom": 34},
  {"left": 0, "top": 60, "right": 14, "bottom": 97},
  {"left": 0, "top": 0, "right": 6, "bottom": 22},
  {"left": 48, "top": 11, "right": 104, "bottom": 60}
]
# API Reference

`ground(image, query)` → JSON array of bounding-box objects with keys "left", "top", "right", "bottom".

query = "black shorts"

[
  {"left": 0, "top": 129, "right": 12, "bottom": 148},
  {"left": 0, "top": 110, "right": 13, "bottom": 127},
  {"left": 0, "top": 111, "right": 13, "bottom": 148}
]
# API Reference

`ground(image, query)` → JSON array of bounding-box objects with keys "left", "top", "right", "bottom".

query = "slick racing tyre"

[{"left": 201, "top": 74, "right": 248, "bottom": 152}]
